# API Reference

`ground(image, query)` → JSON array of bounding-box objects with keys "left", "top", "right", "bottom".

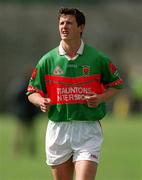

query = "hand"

[
  {"left": 84, "top": 93, "right": 102, "bottom": 108},
  {"left": 39, "top": 97, "right": 51, "bottom": 112},
  {"left": 28, "top": 93, "right": 52, "bottom": 112}
]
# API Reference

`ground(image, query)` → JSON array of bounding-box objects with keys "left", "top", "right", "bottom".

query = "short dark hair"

[{"left": 58, "top": 8, "right": 85, "bottom": 27}]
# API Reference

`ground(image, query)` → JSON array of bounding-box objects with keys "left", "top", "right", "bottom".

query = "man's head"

[
  {"left": 58, "top": 8, "right": 85, "bottom": 27},
  {"left": 58, "top": 8, "right": 85, "bottom": 41}
]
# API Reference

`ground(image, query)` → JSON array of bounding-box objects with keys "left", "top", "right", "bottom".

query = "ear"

[{"left": 80, "top": 24, "right": 85, "bottom": 33}]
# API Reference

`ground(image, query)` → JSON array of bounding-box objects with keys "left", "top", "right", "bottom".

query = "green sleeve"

[
  {"left": 100, "top": 55, "right": 123, "bottom": 89},
  {"left": 26, "top": 56, "right": 47, "bottom": 97}
]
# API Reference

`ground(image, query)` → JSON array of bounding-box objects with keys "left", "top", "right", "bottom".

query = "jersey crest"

[
  {"left": 82, "top": 65, "right": 90, "bottom": 76},
  {"left": 53, "top": 66, "right": 64, "bottom": 75}
]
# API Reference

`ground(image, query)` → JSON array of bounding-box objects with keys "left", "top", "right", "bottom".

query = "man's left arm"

[{"left": 85, "top": 88, "right": 122, "bottom": 108}]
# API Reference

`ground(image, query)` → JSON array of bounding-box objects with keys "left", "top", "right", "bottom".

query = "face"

[{"left": 59, "top": 15, "right": 84, "bottom": 42}]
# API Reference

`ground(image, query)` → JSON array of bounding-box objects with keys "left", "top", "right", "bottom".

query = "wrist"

[{"left": 28, "top": 93, "right": 43, "bottom": 107}]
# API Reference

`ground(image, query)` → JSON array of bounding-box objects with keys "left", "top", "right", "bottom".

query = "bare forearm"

[
  {"left": 85, "top": 88, "right": 122, "bottom": 108},
  {"left": 28, "top": 93, "right": 42, "bottom": 107},
  {"left": 100, "top": 88, "right": 121, "bottom": 103},
  {"left": 28, "top": 93, "right": 51, "bottom": 112}
]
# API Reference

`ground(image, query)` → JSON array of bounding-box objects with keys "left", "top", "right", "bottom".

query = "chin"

[{"left": 61, "top": 38, "right": 70, "bottom": 41}]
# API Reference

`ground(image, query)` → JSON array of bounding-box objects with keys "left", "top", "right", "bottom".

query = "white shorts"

[{"left": 45, "top": 120, "right": 103, "bottom": 166}]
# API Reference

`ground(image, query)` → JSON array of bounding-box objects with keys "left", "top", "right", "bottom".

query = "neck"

[{"left": 62, "top": 39, "right": 81, "bottom": 57}]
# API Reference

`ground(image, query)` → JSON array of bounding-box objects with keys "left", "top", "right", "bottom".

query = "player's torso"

[{"left": 44, "top": 45, "right": 104, "bottom": 105}]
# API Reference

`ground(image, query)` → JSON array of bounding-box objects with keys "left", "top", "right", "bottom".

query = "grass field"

[{"left": 0, "top": 113, "right": 142, "bottom": 180}]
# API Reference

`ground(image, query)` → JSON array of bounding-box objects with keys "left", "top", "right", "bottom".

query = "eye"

[
  {"left": 67, "top": 21, "right": 72, "bottom": 25},
  {"left": 60, "top": 21, "right": 64, "bottom": 25}
]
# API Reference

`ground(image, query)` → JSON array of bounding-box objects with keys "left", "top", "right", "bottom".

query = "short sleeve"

[
  {"left": 26, "top": 57, "right": 47, "bottom": 97},
  {"left": 100, "top": 56, "right": 123, "bottom": 89}
]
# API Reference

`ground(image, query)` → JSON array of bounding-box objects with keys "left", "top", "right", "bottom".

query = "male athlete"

[{"left": 27, "top": 8, "right": 123, "bottom": 180}]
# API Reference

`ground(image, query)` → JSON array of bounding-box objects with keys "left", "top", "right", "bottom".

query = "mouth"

[{"left": 61, "top": 31, "right": 69, "bottom": 36}]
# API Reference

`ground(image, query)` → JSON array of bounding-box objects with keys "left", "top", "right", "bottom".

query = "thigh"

[
  {"left": 45, "top": 120, "right": 73, "bottom": 165},
  {"left": 51, "top": 157, "right": 74, "bottom": 180},
  {"left": 74, "top": 160, "right": 97, "bottom": 180},
  {"left": 72, "top": 121, "right": 103, "bottom": 164}
]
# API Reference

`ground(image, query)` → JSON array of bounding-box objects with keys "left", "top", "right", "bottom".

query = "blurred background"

[{"left": 0, "top": 0, "right": 142, "bottom": 180}]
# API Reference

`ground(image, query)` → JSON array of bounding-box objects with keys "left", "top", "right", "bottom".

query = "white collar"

[{"left": 58, "top": 40, "right": 84, "bottom": 58}]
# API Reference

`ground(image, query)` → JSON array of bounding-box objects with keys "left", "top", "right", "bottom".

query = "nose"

[{"left": 63, "top": 22, "right": 68, "bottom": 28}]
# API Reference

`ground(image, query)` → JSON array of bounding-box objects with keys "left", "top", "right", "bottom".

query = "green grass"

[
  {"left": 0, "top": 113, "right": 142, "bottom": 180},
  {"left": 97, "top": 114, "right": 142, "bottom": 180},
  {"left": 0, "top": 114, "right": 52, "bottom": 180}
]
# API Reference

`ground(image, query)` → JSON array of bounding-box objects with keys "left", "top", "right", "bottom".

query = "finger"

[
  {"left": 43, "top": 98, "right": 51, "bottom": 105},
  {"left": 85, "top": 94, "right": 97, "bottom": 100},
  {"left": 40, "top": 106, "right": 48, "bottom": 112},
  {"left": 87, "top": 100, "right": 98, "bottom": 107}
]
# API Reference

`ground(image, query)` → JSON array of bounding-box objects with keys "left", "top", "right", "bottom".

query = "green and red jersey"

[{"left": 27, "top": 44, "right": 123, "bottom": 122}]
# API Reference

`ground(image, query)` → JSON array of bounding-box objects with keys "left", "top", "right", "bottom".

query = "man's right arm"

[{"left": 28, "top": 93, "right": 51, "bottom": 112}]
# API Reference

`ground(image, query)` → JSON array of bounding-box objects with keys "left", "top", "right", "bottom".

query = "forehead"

[{"left": 59, "top": 14, "right": 76, "bottom": 22}]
